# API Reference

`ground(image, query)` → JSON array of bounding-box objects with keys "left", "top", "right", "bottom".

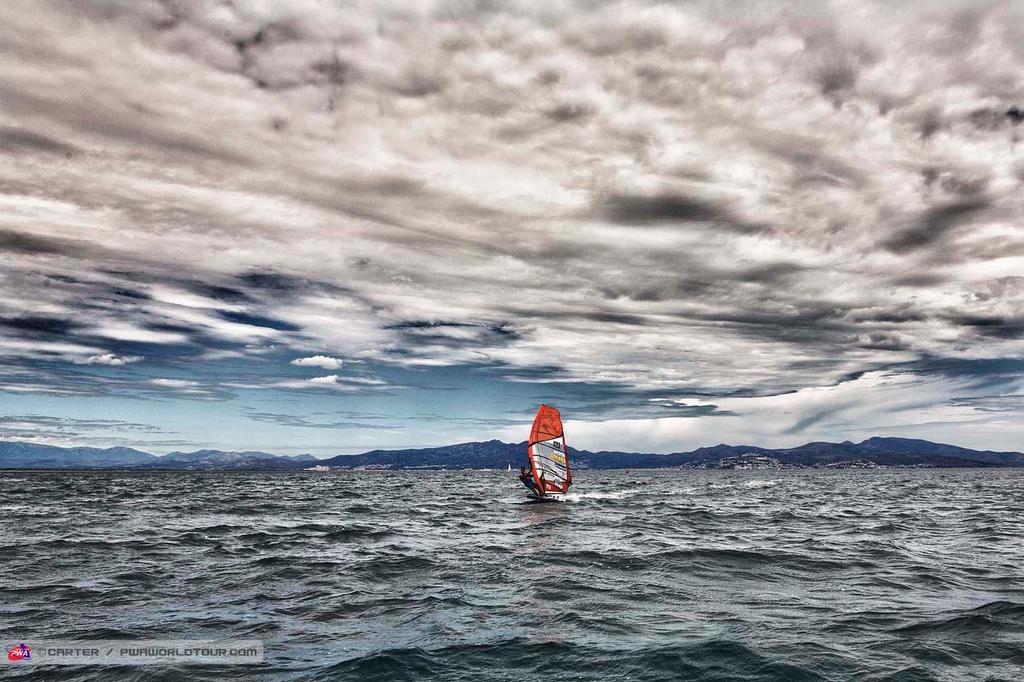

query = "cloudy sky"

[{"left": 1, "top": 0, "right": 1022, "bottom": 455}]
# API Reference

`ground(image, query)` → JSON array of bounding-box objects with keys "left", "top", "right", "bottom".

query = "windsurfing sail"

[{"left": 527, "top": 404, "right": 571, "bottom": 495}]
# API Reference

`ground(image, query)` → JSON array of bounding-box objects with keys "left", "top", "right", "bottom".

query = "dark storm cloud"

[
  {"left": 545, "top": 100, "right": 595, "bottom": 123},
  {"left": 598, "top": 192, "right": 763, "bottom": 233},
  {"left": 881, "top": 200, "right": 992, "bottom": 254},
  {"left": 578, "top": 311, "right": 652, "bottom": 326},
  {"left": 889, "top": 273, "right": 948, "bottom": 288},
  {"left": 589, "top": 258, "right": 808, "bottom": 305},
  {"left": 185, "top": 282, "right": 250, "bottom": 304},
  {"left": 602, "top": 193, "right": 723, "bottom": 224},
  {"left": 0, "top": 126, "right": 77, "bottom": 155},
  {"left": 684, "top": 305, "right": 852, "bottom": 335},
  {"left": 236, "top": 271, "right": 327, "bottom": 296},
  {"left": 947, "top": 315, "right": 1024, "bottom": 340},
  {"left": 901, "top": 358, "right": 1024, "bottom": 388},
  {"left": 0, "top": 316, "right": 78, "bottom": 336},
  {"left": 734, "top": 262, "right": 808, "bottom": 284},
  {"left": 597, "top": 279, "right": 714, "bottom": 303},
  {"left": 845, "top": 308, "right": 927, "bottom": 324},
  {"left": 814, "top": 53, "right": 861, "bottom": 100},
  {"left": 0, "top": 229, "right": 108, "bottom": 258},
  {"left": 386, "top": 320, "right": 478, "bottom": 331},
  {"left": 219, "top": 311, "right": 301, "bottom": 332},
  {"left": 383, "top": 320, "right": 525, "bottom": 350},
  {"left": 858, "top": 332, "right": 911, "bottom": 351}
]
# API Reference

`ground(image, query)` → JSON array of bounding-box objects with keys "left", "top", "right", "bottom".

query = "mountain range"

[{"left": 1, "top": 437, "right": 1022, "bottom": 470}]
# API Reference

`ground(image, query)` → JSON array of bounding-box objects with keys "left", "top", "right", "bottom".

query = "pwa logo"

[{"left": 5, "top": 643, "right": 30, "bottom": 662}]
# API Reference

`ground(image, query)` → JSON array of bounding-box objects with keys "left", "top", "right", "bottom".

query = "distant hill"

[
  {"left": 0, "top": 441, "right": 156, "bottom": 468},
  {"left": 146, "top": 449, "right": 309, "bottom": 470},
  {"left": 0, "top": 442, "right": 307, "bottom": 470},
  {"left": 319, "top": 439, "right": 526, "bottom": 469},
  {"left": 1, "top": 437, "right": 1021, "bottom": 470}
]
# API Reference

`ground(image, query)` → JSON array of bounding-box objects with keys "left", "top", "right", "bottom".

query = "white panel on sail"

[{"left": 530, "top": 437, "right": 568, "bottom": 488}]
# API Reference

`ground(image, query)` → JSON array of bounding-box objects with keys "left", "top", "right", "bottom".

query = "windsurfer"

[
  {"left": 522, "top": 404, "right": 570, "bottom": 500},
  {"left": 519, "top": 466, "right": 542, "bottom": 495}
]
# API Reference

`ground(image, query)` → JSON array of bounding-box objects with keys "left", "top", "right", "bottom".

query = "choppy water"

[{"left": 2, "top": 469, "right": 1024, "bottom": 681}]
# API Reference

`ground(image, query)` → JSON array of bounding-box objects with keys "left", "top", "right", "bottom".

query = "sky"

[{"left": 0, "top": 0, "right": 1022, "bottom": 456}]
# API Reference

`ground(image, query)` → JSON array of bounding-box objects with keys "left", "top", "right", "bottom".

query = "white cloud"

[
  {"left": 307, "top": 374, "right": 340, "bottom": 385},
  {"left": 300, "top": 375, "right": 387, "bottom": 387},
  {"left": 74, "top": 353, "right": 142, "bottom": 366},
  {"left": 90, "top": 325, "right": 190, "bottom": 345},
  {"left": 150, "top": 378, "right": 200, "bottom": 388},
  {"left": 253, "top": 374, "right": 391, "bottom": 391},
  {"left": 291, "top": 355, "right": 343, "bottom": 370}
]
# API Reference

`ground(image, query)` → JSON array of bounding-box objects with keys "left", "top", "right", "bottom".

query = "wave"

[
  {"left": 306, "top": 639, "right": 825, "bottom": 682},
  {"left": 892, "top": 601, "right": 1024, "bottom": 637},
  {"left": 537, "top": 546, "right": 874, "bottom": 574},
  {"left": 348, "top": 555, "right": 438, "bottom": 579}
]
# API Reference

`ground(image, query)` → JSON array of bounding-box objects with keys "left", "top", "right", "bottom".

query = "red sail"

[{"left": 527, "top": 404, "right": 572, "bottom": 494}]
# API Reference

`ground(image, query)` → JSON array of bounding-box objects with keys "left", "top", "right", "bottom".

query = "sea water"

[{"left": 2, "top": 469, "right": 1023, "bottom": 680}]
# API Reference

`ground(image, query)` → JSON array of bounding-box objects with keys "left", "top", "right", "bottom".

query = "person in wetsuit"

[{"left": 519, "top": 466, "right": 543, "bottom": 495}]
